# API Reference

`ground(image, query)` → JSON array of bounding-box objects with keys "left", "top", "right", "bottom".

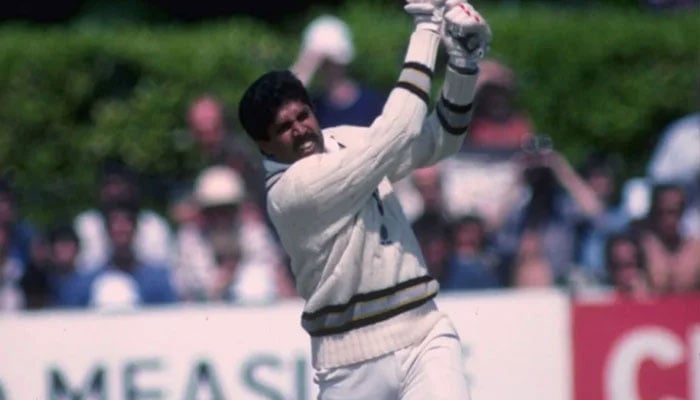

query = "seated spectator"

[
  {"left": 411, "top": 212, "right": 450, "bottom": 284},
  {"left": 18, "top": 265, "right": 50, "bottom": 310},
  {"left": 638, "top": 183, "right": 700, "bottom": 293},
  {"left": 574, "top": 152, "right": 630, "bottom": 283},
  {"left": 43, "top": 225, "right": 93, "bottom": 308},
  {"left": 605, "top": 233, "right": 650, "bottom": 298},
  {"left": 0, "top": 223, "right": 24, "bottom": 311},
  {"left": 74, "top": 157, "right": 173, "bottom": 271},
  {"left": 89, "top": 201, "right": 176, "bottom": 308},
  {"left": 173, "top": 166, "right": 295, "bottom": 304},
  {"left": 18, "top": 231, "right": 52, "bottom": 310},
  {"left": 441, "top": 214, "right": 502, "bottom": 291},
  {"left": 510, "top": 229, "right": 554, "bottom": 289},
  {"left": 291, "top": 14, "right": 386, "bottom": 128},
  {"left": 647, "top": 84, "right": 700, "bottom": 238},
  {"left": 404, "top": 167, "right": 452, "bottom": 282}
]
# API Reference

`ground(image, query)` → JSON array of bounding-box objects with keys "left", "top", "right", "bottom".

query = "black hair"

[
  {"left": 649, "top": 182, "right": 686, "bottom": 218},
  {"left": 447, "top": 213, "right": 488, "bottom": 248},
  {"left": 102, "top": 198, "right": 140, "bottom": 222},
  {"left": 604, "top": 232, "right": 646, "bottom": 275},
  {"left": 473, "top": 82, "right": 518, "bottom": 122},
  {"left": 238, "top": 70, "right": 312, "bottom": 142},
  {"left": 98, "top": 155, "right": 136, "bottom": 186},
  {"left": 522, "top": 166, "right": 561, "bottom": 229},
  {"left": 47, "top": 224, "right": 79, "bottom": 245}
]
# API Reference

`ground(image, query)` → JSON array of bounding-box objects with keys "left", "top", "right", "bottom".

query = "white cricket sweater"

[{"left": 264, "top": 28, "right": 479, "bottom": 369}]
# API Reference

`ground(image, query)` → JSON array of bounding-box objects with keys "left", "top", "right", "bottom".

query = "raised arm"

[
  {"left": 388, "top": 1, "right": 492, "bottom": 181},
  {"left": 268, "top": 1, "right": 446, "bottom": 221}
]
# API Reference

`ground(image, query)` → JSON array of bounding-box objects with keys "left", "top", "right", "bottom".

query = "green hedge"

[{"left": 1, "top": 2, "right": 699, "bottom": 225}]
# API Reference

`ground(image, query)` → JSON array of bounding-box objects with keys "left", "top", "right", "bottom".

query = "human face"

[
  {"left": 610, "top": 240, "right": 642, "bottom": 290},
  {"left": 654, "top": 188, "right": 685, "bottom": 238},
  {"left": 107, "top": 210, "right": 136, "bottom": 251},
  {"left": 188, "top": 98, "right": 224, "bottom": 149},
  {"left": 258, "top": 100, "right": 323, "bottom": 164}
]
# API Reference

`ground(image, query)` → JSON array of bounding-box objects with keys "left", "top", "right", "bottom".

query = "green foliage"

[{"left": 0, "top": 3, "right": 698, "bottom": 226}]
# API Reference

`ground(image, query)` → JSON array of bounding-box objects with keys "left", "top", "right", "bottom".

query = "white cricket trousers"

[{"left": 314, "top": 316, "right": 471, "bottom": 400}]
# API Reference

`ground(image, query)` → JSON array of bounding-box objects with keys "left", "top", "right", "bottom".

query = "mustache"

[{"left": 293, "top": 132, "right": 320, "bottom": 150}]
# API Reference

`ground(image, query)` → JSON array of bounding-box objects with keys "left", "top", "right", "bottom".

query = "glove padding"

[
  {"left": 405, "top": 0, "right": 447, "bottom": 33},
  {"left": 442, "top": 1, "right": 492, "bottom": 71}
]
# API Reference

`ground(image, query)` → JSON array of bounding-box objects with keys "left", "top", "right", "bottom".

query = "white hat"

[
  {"left": 90, "top": 270, "right": 141, "bottom": 311},
  {"left": 302, "top": 15, "right": 355, "bottom": 65},
  {"left": 194, "top": 166, "right": 245, "bottom": 207}
]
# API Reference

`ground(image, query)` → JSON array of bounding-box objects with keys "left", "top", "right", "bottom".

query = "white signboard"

[
  {"left": 0, "top": 289, "right": 570, "bottom": 399},
  {"left": 437, "top": 289, "right": 571, "bottom": 400}
]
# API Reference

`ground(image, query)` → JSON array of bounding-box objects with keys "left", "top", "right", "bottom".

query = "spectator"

[
  {"left": 18, "top": 231, "right": 52, "bottom": 310},
  {"left": 574, "top": 152, "right": 630, "bottom": 283},
  {"left": 411, "top": 213, "right": 450, "bottom": 284},
  {"left": 511, "top": 229, "right": 554, "bottom": 289},
  {"left": 74, "top": 157, "right": 173, "bottom": 271},
  {"left": 291, "top": 15, "right": 386, "bottom": 128},
  {"left": 173, "top": 166, "right": 294, "bottom": 304},
  {"left": 604, "top": 233, "right": 650, "bottom": 298},
  {"left": 647, "top": 88, "right": 700, "bottom": 238},
  {"left": 183, "top": 95, "right": 265, "bottom": 206},
  {"left": 403, "top": 167, "right": 452, "bottom": 283},
  {"left": 639, "top": 183, "right": 700, "bottom": 293},
  {"left": 0, "top": 223, "right": 24, "bottom": 311},
  {"left": 441, "top": 214, "right": 502, "bottom": 291},
  {"left": 43, "top": 224, "right": 94, "bottom": 308},
  {"left": 89, "top": 201, "right": 176, "bottom": 308}
]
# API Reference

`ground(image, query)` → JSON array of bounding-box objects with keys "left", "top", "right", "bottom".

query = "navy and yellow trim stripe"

[
  {"left": 301, "top": 275, "right": 439, "bottom": 337},
  {"left": 395, "top": 62, "right": 433, "bottom": 106}
]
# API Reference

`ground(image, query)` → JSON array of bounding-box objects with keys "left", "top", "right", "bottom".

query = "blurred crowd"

[{"left": 1, "top": 15, "right": 699, "bottom": 313}]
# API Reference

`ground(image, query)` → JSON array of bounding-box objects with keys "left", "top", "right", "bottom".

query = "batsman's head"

[{"left": 239, "top": 70, "right": 324, "bottom": 164}]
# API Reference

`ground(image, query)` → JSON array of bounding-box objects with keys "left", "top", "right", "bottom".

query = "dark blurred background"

[{"left": 4, "top": 0, "right": 696, "bottom": 24}]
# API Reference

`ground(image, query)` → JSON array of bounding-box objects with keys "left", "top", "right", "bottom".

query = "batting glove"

[
  {"left": 442, "top": 1, "right": 492, "bottom": 72},
  {"left": 405, "top": 0, "right": 447, "bottom": 33}
]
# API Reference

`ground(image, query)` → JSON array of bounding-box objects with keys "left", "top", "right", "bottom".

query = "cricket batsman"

[{"left": 237, "top": 1, "right": 491, "bottom": 398}]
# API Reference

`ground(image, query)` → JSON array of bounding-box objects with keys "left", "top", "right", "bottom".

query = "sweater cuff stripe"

[
  {"left": 402, "top": 61, "right": 433, "bottom": 78},
  {"left": 395, "top": 81, "right": 430, "bottom": 106},
  {"left": 397, "top": 61, "right": 432, "bottom": 105}
]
